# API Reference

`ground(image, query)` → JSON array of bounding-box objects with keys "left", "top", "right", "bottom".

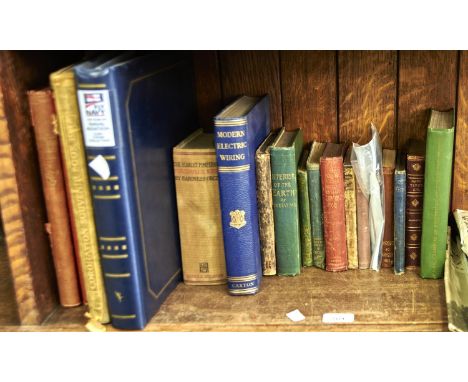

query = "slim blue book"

[
  {"left": 74, "top": 53, "right": 197, "bottom": 329},
  {"left": 394, "top": 151, "right": 406, "bottom": 274},
  {"left": 214, "top": 95, "right": 270, "bottom": 295}
]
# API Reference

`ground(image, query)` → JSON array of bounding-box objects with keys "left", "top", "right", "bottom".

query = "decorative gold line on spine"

[
  {"left": 228, "top": 274, "right": 257, "bottom": 281},
  {"left": 218, "top": 165, "right": 250, "bottom": 173},
  {"left": 87, "top": 155, "right": 116, "bottom": 160},
  {"left": 78, "top": 83, "right": 107, "bottom": 89},
  {"left": 105, "top": 273, "right": 131, "bottom": 278},
  {"left": 100, "top": 236, "right": 126, "bottom": 241},
  {"left": 112, "top": 314, "right": 136, "bottom": 319},
  {"left": 91, "top": 176, "right": 119, "bottom": 181},
  {"left": 214, "top": 118, "right": 247, "bottom": 126},
  {"left": 94, "top": 194, "right": 121, "bottom": 200},
  {"left": 229, "top": 287, "right": 258, "bottom": 294},
  {"left": 228, "top": 276, "right": 257, "bottom": 282},
  {"left": 102, "top": 254, "right": 129, "bottom": 259}
]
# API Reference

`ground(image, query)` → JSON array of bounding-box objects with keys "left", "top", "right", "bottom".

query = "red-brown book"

[
  {"left": 405, "top": 140, "right": 425, "bottom": 268},
  {"left": 320, "top": 143, "right": 348, "bottom": 272},
  {"left": 382, "top": 149, "right": 396, "bottom": 268},
  {"left": 28, "top": 89, "right": 81, "bottom": 307}
]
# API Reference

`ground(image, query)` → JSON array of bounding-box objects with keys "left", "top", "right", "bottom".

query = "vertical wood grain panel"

[
  {"left": 338, "top": 51, "right": 397, "bottom": 148},
  {"left": 280, "top": 51, "right": 337, "bottom": 142},
  {"left": 219, "top": 51, "right": 282, "bottom": 130},
  {"left": 192, "top": 51, "right": 222, "bottom": 132},
  {"left": 452, "top": 51, "right": 467, "bottom": 211},
  {"left": 398, "top": 51, "right": 457, "bottom": 147}
]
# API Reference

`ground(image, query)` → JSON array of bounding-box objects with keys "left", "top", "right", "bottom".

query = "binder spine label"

[{"left": 78, "top": 90, "right": 116, "bottom": 147}]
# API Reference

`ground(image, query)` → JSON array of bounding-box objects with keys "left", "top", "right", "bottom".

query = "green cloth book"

[
  {"left": 306, "top": 141, "right": 327, "bottom": 269},
  {"left": 270, "top": 128, "right": 304, "bottom": 276},
  {"left": 420, "top": 109, "right": 455, "bottom": 279},
  {"left": 297, "top": 146, "right": 312, "bottom": 267}
]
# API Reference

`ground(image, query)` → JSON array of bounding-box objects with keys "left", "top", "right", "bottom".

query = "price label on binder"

[{"left": 322, "top": 313, "right": 355, "bottom": 324}]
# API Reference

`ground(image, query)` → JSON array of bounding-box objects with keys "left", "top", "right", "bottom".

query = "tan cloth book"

[{"left": 173, "top": 129, "right": 227, "bottom": 284}]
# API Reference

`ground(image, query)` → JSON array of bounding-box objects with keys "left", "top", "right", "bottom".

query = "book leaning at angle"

[
  {"left": 50, "top": 67, "right": 109, "bottom": 325},
  {"left": 75, "top": 52, "right": 197, "bottom": 329},
  {"left": 214, "top": 95, "right": 269, "bottom": 295},
  {"left": 420, "top": 109, "right": 455, "bottom": 279},
  {"left": 173, "top": 129, "right": 227, "bottom": 285},
  {"left": 28, "top": 89, "right": 81, "bottom": 307},
  {"left": 270, "top": 128, "right": 304, "bottom": 276}
]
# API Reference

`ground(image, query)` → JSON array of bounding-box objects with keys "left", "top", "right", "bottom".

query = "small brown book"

[
  {"left": 255, "top": 131, "right": 278, "bottom": 275},
  {"left": 405, "top": 140, "right": 425, "bottom": 268},
  {"left": 344, "top": 146, "right": 358, "bottom": 269},
  {"left": 28, "top": 89, "right": 81, "bottom": 307},
  {"left": 320, "top": 142, "right": 348, "bottom": 272},
  {"left": 382, "top": 149, "right": 396, "bottom": 268}
]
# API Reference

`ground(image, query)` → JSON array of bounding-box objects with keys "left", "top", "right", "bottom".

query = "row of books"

[
  {"left": 26, "top": 52, "right": 198, "bottom": 330},
  {"left": 175, "top": 95, "right": 455, "bottom": 299},
  {"left": 20, "top": 52, "right": 455, "bottom": 330}
]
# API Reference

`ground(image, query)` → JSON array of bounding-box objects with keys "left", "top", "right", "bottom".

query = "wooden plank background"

[{"left": 193, "top": 50, "right": 464, "bottom": 209}]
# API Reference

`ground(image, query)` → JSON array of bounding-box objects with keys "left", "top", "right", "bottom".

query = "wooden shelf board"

[{"left": 0, "top": 267, "right": 448, "bottom": 332}]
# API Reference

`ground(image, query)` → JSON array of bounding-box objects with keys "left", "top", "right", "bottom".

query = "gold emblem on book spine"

[
  {"left": 412, "top": 163, "right": 421, "bottom": 171},
  {"left": 229, "top": 209, "right": 246, "bottom": 229}
]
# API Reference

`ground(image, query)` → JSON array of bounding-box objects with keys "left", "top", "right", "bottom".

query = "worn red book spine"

[
  {"left": 320, "top": 157, "right": 348, "bottom": 271},
  {"left": 28, "top": 89, "right": 82, "bottom": 307}
]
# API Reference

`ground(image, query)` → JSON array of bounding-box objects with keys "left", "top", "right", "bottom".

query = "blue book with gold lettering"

[
  {"left": 214, "top": 95, "right": 270, "bottom": 295},
  {"left": 74, "top": 53, "right": 197, "bottom": 329}
]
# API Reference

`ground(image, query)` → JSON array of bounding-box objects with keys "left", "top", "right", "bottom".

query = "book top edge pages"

[
  {"left": 272, "top": 128, "right": 300, "bottom": 148},
  {"left": 174, "top": 128, "right": 214, "bottom": 150},
  {"left": 428, "top": 109, "right": 455, "bottom": 130},
  {"left": 215, "top": 96, "right": 261, "bottom": 120},
  {"left": 322, "top": 142, "right": 346, "bottom": 158},
  {"left": 307, "top": 141, "right": 327, "bottom": 168},
  {"left": 256, "top": 130, "right": 278, "bottom": 154},
  {"left": 383, "top": 149, "right": 396, "bottom": 169}
]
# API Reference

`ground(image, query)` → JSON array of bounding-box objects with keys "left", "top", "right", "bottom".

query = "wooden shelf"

[{"left": 0, "top": 267, "right": 447, "bottom": 332}]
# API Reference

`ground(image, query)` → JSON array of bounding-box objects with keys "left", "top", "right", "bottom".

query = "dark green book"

[
  {"left": 421, "top": 109, "right": 455, "bottom": 279},
  {"left": 306, "top": 141, "right": 327, "bottom": 269},
  {"left": 298, "top": 146, "right": 312, "bottom": 267},
  {"left": 270, "top": 128, "right": 304, "bottom": 276}
]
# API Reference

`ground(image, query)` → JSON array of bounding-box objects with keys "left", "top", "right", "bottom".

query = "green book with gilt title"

[
  {"left": 420, "top": 109, "right": 455, "bottom": 279},
  {"left": 270, "top": 128, "right": 304, "bottom": 276}
]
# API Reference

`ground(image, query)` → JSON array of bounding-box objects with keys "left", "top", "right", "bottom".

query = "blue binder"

[{"left": 75, "top": 52, "right": 197, "bottom": 329}]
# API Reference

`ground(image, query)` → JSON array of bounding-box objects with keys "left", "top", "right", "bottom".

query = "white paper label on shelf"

[
  {"left": 286, "top": 309, "right": 305, "bottom": 322},
  {"left": 322, "top": 313, "right": 355, "bottom": 324},
  {"left": 89, "top": 155, "right": 110, "bottom": 180},
  {"left": 78, "top": 89, "right": 116, "bottom": 147}
]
